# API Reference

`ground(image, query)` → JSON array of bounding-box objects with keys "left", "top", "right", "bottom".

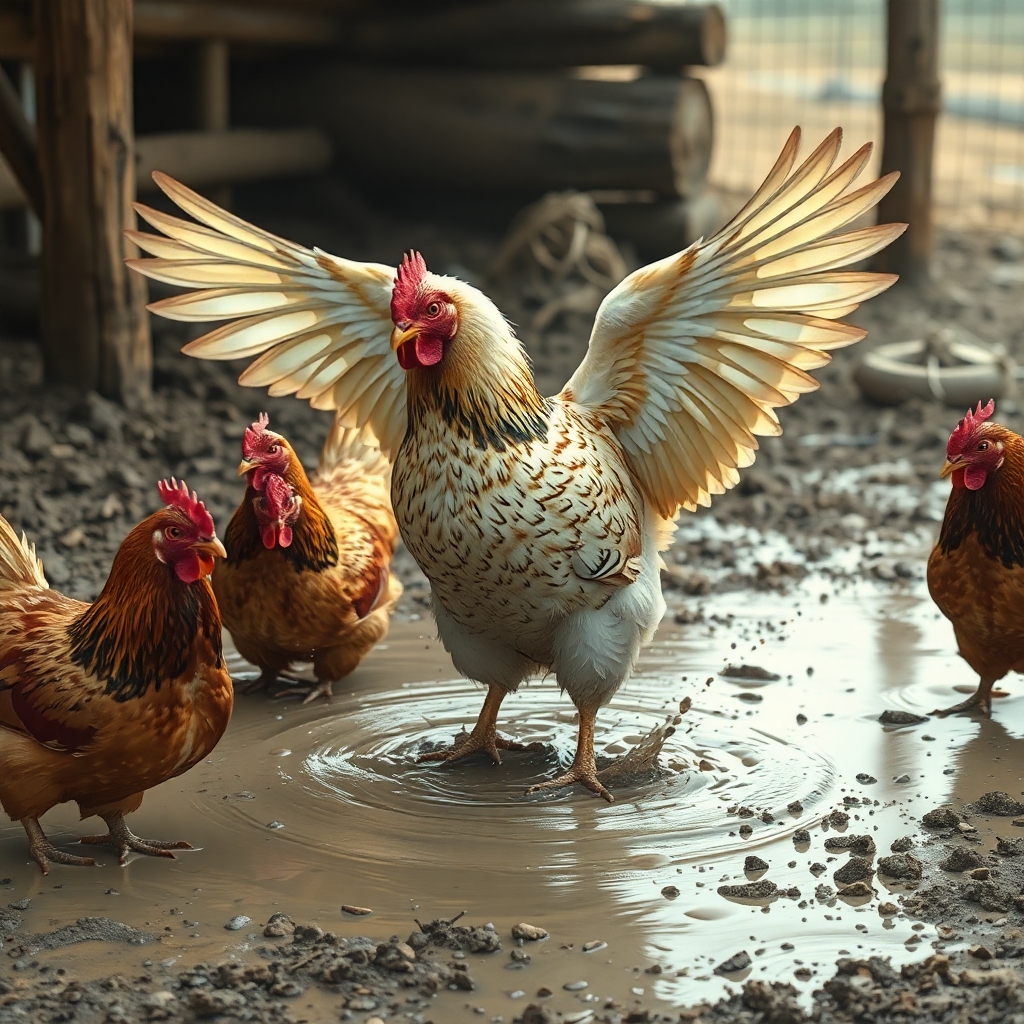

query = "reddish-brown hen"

[
  {"left": 0, "top": 480, "right": 232, "bottom": 874},
  {"left": 216, "top": 412, "right": 401, "bottom": 702},
  {"left": 928, "top": 400, "right": 1024, "bottom": 717}
]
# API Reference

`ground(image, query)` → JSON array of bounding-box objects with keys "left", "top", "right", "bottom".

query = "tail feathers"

[
  {"left": 0, "top": 515, "right": 48, "bottom": 592},
  {"left": 317, "top": 414, "right": 391, "bottom": 482}
]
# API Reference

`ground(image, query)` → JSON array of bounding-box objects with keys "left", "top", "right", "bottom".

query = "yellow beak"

[
  {"left": 193, "top": 537, "right": 227, "bottom": 560},
  {"left": 238, "top": 458, "right": 258, "bottom": 477},
  {"left": 390, "top": 323, "right": 419, "bottom": 351},
  {"left": 939, "top": 459, "right": 960, "bottom": 479}
]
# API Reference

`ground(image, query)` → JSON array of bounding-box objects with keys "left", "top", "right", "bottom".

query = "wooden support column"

[
  {"left": 34, "top": 0, "right": 151, "bottom": 403},
  {"left": 874, "top": 0, "right": 941, "bottom": 286},
  {"left": 197, "top": 37, "right": 231, "bottom": 208},
  {"left": 0, "top": 60, "right": 42, "bottom": 216}
]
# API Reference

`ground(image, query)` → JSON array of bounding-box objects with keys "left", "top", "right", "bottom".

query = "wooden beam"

[
  {"left": 34, "top": 0, "right": 152, "bottom": 403},
  {"left": 345, "top": 1, "right": 727, "bottom": 70},
  {"left": 0, "top": 60, "right": 43, "bottom": 216},
  {"left": 874, "top": 0, "right": 940, "bottom": 285},
  {"left": 0, "top": 126, "right": 332, "bottom": 209}
]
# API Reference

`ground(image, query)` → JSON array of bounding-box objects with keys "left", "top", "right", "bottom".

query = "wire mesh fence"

[{"left": 695, "top": 0, "right": 1024, "bottom": 230}]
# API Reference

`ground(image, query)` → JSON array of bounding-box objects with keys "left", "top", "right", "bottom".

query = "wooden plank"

[
  {"left": 874, "top": 0, "right": 940, "bottom": 285},
  {"left": 0, "top": 60, "right": 42, "bottom": 216},
  {"left": 0, "top": 127, "right": 332, "bottom": 209},
  {"left": 34, "top": 0, "right": 152, "bottom": 402},
  {"left": 345, "top": 1, "right": 727, "bottom": 70}
]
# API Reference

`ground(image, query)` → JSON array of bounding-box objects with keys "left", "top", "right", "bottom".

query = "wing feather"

[
  {"left": 561, "top": 127, "right": 905, "bottom": 516},
  {"left": 129, "top": 174, "right": 406, "bottom": 458}
]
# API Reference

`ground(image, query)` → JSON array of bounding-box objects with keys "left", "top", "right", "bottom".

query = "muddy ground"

[{"left": 2, "top": 179, "right": 1024, "bottom": 1023}]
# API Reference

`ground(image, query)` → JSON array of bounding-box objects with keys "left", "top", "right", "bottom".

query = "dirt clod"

[
  {"left": 877, "top": 854, "right": 923, "bottom": 880},
  {"left": 717, "top": 881, "right": 778, "bottom": 900},
  {"left": 922, "top": 807, "right": 962, "bottom": 829},
  {"left": 833, "top": 858, "right": 874, "bottom": 886},
  {"left": 975, "top": 792, "right": 1024, "bottom": 816},
  {"left": 824, "top": 835, "right": 876, "bottom": 856},
  {"left": 714, "top": 950, "right": 752, "bottom": 975},
  {"left": 744, "top": 856, "right": 769, "bottom": 872},
  {"left": 939, "top": 847, "right": 985, "bottom": 872},
  {"left": 878, "top": 710, "right": 928, "bottom": 726}
]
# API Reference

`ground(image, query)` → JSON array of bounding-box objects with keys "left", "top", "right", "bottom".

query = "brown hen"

[
  {"left": 0, "top": 480, "right": 232, "bottom": 874},
  {"left": 928, "top": 400, "right": 1024, "bottom": 717},
  {"left": 216, "top": 412, "right": 401, "bottom": 702}
]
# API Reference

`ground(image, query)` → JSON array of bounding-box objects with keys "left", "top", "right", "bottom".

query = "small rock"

[
  {"left": 660, "top": 886, "right": 680, "bottom": 900},
  {"left": 997, "top": 837, "right": 1024, "bottom": 857},
  {"left": 562, "top": 980, "right": 588, "bottom": 991},
  {"left": 224, "top": 915, "right": 251, "bottom": 931},
  {"left": 833, "top": 857, "right": 874, "bottom": 886},
  {"left": 787, "top": 801, "right": 804, "bottom": 815},
  {"left": 717, "top": 881, "right": 777, "bottom": 899},
  {"left": 793, "top": 829, "right": 811, "bottom": 844},
  {"left": 893, "top": 774, "right": 911, "bottom": 784},
  {"left": 341, "top": 905, "right": 372, "bottom": 916},
  {"left": 878, "top": 854, "right": 923, "bottom": 880},
  {"left": 815, "top": 884, "right": 835, "bottom": 901},
  {"left": 969, "top": 867, "right": 991, "bottom": 880},
  {"left": 939, "top": 847, "right": 984, "bottom": 872},
  {"left": 20, "top": 417, "right": 54, "bottom": 457},
  {"left": 263, "top": 913, "right": 295, "bottom": 938},
  {"left": 744, "top": 856, "right": 769, "bottom": 873},
  {"left": 810, "top": 863, "right": 826, "bottom": 877},
  {"left": 722, "top": 665, "right": 780, "bottom": 681},
  {"left": 824, "top": 835, "right": 876, "bottom": 856},
  {"left": 969, "top": 945, "right": 994, "bottom": 960},
  {"left": 837, "top": 881, "right": 875, "bottom": 898},
  {"left": 890, "top": 836, "right": 915, "bottom": 853},
  {"left": 739, "top": 824, "right": 753, "bottom": 838},
  {"left": 922, "top": 807, "right": 961, "bottom": 829},
  {"left": 512, "top": 922, "right": 548, "bottom": 941},
  {"left": 878, "top": 710, "right": 928, "bottom": 726},
  {"left": 879, "top": 902, "right": 899, "bottom": 917},
  {"left": 855, "top": 773, "right": 877, "bottom": 785},
  {"left": 977, "top": 792, "right": 1024, "bottom": 816},
  {"left": 582, "top": 940, "right": 607, "bottom": 952},
  {"left": 714, "top": 950, "right": 752, "bottom": 975},
  {"left": 8, "top": 898, "right": 30, "bottom": 911},
  {"left": 829, "top": 810, "right": 850, "bottom": 828},
  {"left": 191, "top": 990, "right": 246, "bottom": 1018}
]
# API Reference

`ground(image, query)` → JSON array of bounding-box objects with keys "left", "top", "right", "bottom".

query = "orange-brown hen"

[
  {"left": 0, "top": 480, "right": 232, "bottom": 874},
  {"left": 928, "top": 400, "right": 1024, "bottom": 717},
  {"left": 216, "top": 412, "right": 402, "bottom": 703}
]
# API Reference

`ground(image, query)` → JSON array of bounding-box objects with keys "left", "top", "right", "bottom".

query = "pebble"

[
  {"left": 739, "top": 824, "right": 753, "bottom": 838},
  {"left": 717, "top": 880, "right": 777, "bottom": 899},
  {"left": 837, "top": 881, "right": 875, "bottom": 898},
  {"left": 582, "top": 940, "right": 607, "bottom": 952},
  {"left": 562, "top": 980, "right": 588, "bottom": 991},
  {"left": 938, "top": 847, "right": 984, "bottom": 872},
  {"left": 879, "top": 902, "right": 899, "bottom": 917},
  {"left": 266, "top": 821, "right": 284, "bottom": 829},
  {"left": 878, "top": 710, "right": 928, "bottom": 726},
  {"left": 714, "top": 950, "right": 752, "bottom": 975},
  {"left": 824, "top": 834, "right": 876, "bottom": 856},
  {"left": 923, "top": 806, "right": 961, "bottom": 829},
  {"left": 877, "top": 853, "right": 923, "bottom": 880},
  {"left": 263, "top": 913, "right": 295, "bottom": 938},
  {"left": 890, "top": 836, "right": 915, "bottom": 852},
  {"left": 8, "top": 898, "right": 30, "bottom": 911},
  {"left": 976, "top": 791, "right": 1024, "bottom": 816},
  {"left": 969, "top": 867, "right": 991, "bottom": 880},
  {"left": 793, "top": 829, "right": 811, "bottom": 844},
  {"left": 893, "top": 774, "right": 911, "bottom": 784},
  {"left": 833, "top": 857, "right": 874, "bottom": 885},
  {"left": 828, "top": 810, "right": 850, "bottom": 828},
  {"left": 512, "top": 922, "right": 548, "bottom": 941},
  {"left": 744, "top": 856, "right": 769, "bottom": 872},
  {"left": 660, "top": 886, "right": 679, "bottom": 900},
  {"left": 224, "top": 916, "right": 251, "bottom": 931},
  {"left": 855, "top": 773, "right": 877, "bottom": 785},
  {"left": 341, "top": 905, "right": 373, "bottom": 916},
  {"left": 969, "top": 945, "right": 994, "bottom": 960}
]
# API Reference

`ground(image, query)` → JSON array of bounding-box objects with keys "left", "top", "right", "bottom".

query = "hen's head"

[
  {"left": 389, "top": 251, "right": 460, "bottom": 370},
  {"left": 253, "top": 473, "right": 303, "bottom": 550},
  {"left": 239, "top": 412, "right": 292, "bottom": 489},
  {"left": 152, "top": 478, "right": 226, "bottom": 583},
  {"left": 941, "top": 400, "right": 1006, "bottom": 490}
]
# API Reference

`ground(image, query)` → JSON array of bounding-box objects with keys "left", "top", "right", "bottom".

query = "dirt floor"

[{"left": 3, "top": 180, "right": 1024, "bottom": 1023}]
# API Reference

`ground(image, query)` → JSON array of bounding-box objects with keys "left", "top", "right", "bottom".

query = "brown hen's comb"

[
  {"left": 391, "top": 250, "right": 427, "bottom": 322},
  {"left": 157, "top": 478, "right": 215, "bottom": 536},
  {"left": 948, "top": 399, "right": 995, "bottom": 457},
  {"left": 242, "top": 411, "right": 271, "bottom": 457}
]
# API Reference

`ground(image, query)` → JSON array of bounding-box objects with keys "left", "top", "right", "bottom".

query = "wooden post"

[
  {"left": 874, "top": 0, "right": 941, "bottom": 286},
  {"left": 34, "top": 0, "right": 151, "bottom": 403},
  {"left": 0, "top": 60, "right": 42, "bottom": 216},
  {"left": 197, "top": 38, "right": 231, "bottom": 208}
]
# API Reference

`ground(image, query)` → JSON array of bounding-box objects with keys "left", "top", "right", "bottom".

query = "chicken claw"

[
  {"left": 23, "top": 818, "right": 96, "bottom": 875},
  {"left": 80, "top": 813, "right": 193, "bottom": 865},
  {"left": 525, "top": 705, "right": 614, "bottom": 802},
  {"left": 932, "top": 678, "right": 995, "bottom": 718},
  {"left": 272, "top": 680, "right": 334, "bottom": 703},
  {"left": 418, "top": 683, "right": 523, "bottom": 765}
]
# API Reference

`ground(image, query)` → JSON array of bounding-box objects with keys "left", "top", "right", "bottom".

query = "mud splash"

[{"left": 1, "top": 576, "right": 1018, "bottom": 1019}]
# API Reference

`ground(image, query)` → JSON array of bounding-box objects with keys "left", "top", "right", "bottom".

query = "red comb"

[
  {"left": 391, "top": 250, "right": 427, "bottom": 322},
  {"left": 947, "top": 399, "right": 995, "bottom": 458},
  {"left": 157, "top": 478, "right": 215, "bottom": 536},
  {"left": 243, "top": 412, "right": 270, "bottom": 457}
]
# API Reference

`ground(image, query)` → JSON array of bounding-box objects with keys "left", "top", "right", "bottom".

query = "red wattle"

[
  {"left": 964, "top": 465, "right": 988, "bottom": 490},
  {"left": 415, "top": 333, "right": 444, "bottom": 367},
  {"left": 278, "top": 526, "right": 293, "bottom": 548},
  {"left": 261, "top": 522, "right": 278, "bottom": 549}
]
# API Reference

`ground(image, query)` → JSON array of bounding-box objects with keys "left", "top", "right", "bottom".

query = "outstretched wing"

[
  {"left": 127, "top": 173, "right": 407, "bottom": 458},
  {"left": 561, "top": 127, "right": 905, "bottom": 517}
]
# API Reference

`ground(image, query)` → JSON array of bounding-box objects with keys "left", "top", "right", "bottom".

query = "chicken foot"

[
  {"left": 933, "top": 676, "right": 995, "bottom": 718},
  {"left": 23, "top": 818, "right": 96, "bottom": 875},
  {"left": 80, "top": 813, "right": 193, "bottom": 865},
  {"left": 525, "top": 705, "right": 613, "bottom": 803},
  {"left": 419, "top": 684, "right": 524, "bottom": 764}
]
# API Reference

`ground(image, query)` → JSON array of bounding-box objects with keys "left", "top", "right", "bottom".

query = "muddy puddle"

[{"left": 3, "top": 575, "right": 1022, "bottom": 1020}]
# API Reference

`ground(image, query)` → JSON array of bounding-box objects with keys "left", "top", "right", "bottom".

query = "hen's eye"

[
  {"left": 978, "top": 441, "right": 989, "bottom": 451},
  {"left": 165, "top": 526, "right": 181, "bottom": 540},
  {"left": 268, "top": 444, "right": 279, "bottom": 454},
  {"left": 427, "top": 302, "right": 440, "bottom": 317}
]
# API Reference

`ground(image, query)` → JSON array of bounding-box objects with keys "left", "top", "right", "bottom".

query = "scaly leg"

[
  {"left": 23, "top": 818, "right": 96, "bottom": 875},
  {"left": 525, "top": 705, "right": 613, "bottom": 803},
  {"left": 80, "top": 812, "right": 193, "bottom": 865},
  {"left": 933, "top": 677, "right": 995, "bottom": 718},
  {"left": 238, "top": 665, "right": 288, "bottom": 695},
  {"left": 274, "top": 679, "right": 335, "bottom": 704},
  {"left": 419, "top": 684, "right": 524, "bottom": 764}
]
